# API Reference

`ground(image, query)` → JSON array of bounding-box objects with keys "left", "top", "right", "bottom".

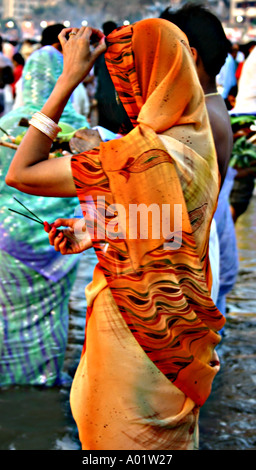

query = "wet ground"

[
  {"left": 0, "top": 197, "right": 256, "bottom": 451},
  {"left": 199, "top": 195, "right": 256, "bottom": 450}
]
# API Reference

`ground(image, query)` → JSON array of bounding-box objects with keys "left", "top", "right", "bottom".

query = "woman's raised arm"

[{"left": 5, "top": 27, "right": 106, "bottom": 197}]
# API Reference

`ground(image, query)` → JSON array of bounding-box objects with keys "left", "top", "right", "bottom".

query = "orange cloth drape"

[{"left": 70, "top": 18, "right": 224, "bottom": 450}]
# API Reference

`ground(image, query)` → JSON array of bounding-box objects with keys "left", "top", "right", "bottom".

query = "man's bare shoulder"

[
  {"left": 206, "top": 95, "right": 231, "bottom": 132},
  {"left": 205, "top": 94, "right": 233, "bottom": 184}
]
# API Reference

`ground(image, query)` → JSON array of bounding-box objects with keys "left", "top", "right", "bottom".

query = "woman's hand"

[
  {"left": 44, "top": 217, "right": 93, "bottom": 255},
  {"left": 58, "top": 26, "right": 106, "bottom": 92}
]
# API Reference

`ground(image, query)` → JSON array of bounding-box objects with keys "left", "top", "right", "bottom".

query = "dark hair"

[
  {"left": 160, "top": 2, "right": 230, "bottom": 77},
  {"left": 41, "top": 24, "right": 65, "bottom": 46},
  {"left": 13, "top": 52, "right": 25, "bottom": 66},
  {"left": 102, "top": 21, "right": 117, "bottom": 36},
  {"left": 240, "top": 40, "right": 256, "bottom": 58}
]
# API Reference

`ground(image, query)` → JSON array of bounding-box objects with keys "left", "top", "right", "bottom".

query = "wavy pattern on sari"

[{"left": 71, "top": 131, "right": 224, "bottom": 406}]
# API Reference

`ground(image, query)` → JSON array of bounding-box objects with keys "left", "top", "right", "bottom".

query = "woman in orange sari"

[{"left": 6, "top": 19, "right": 225, "bottom": 450}]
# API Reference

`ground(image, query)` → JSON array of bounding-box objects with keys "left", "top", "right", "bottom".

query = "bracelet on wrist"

[{"left": 29, "top": 112, "right": 62, "bottom": 141}]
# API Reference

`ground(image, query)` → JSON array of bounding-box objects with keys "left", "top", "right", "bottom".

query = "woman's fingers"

[
  {"left": 48, "top": 226, "right": 59, "bottom": 246},
  {"left": 52, "top": 218, "right": 75, "bottom": 229},
  {"left": 92, "top": 37, "right": 107, "bottom": 60},
  {"left": 59, "top": 26, "right": 106, "bottom": 56},
  {"left": 58, "top": 238, "right": 69, "bottom": 255},
  {"left": 74, "top": 26, "right": 87, "bottom": 38},
  {"left": 49, "top": 229, "right": 67, "bottom": 253},
  {"left": 89, "top": 28, "right": 107, "bottom": 58},
  {"left": 45, "top": 218, "right": 91, "bottom": 254},
  {"left": 43, "top": 221, "right": 52, "bottom": 233},
  {"left": 58, "top": 27, "right": 72, "bottom": 47},
  {"left": 54, "top": 231, "right": 68, "bottom": 253},
  {"left": 48, "top": 225, "right": 76, "bottom": 253}
]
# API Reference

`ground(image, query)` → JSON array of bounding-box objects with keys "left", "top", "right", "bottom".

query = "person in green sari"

[{"left": 0, "top": 24, "right": 92, "bottom": 387}]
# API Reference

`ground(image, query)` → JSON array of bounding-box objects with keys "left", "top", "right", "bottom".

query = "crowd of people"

[{"left": 0, "top": 2, "right": 256, "bottom": 451}]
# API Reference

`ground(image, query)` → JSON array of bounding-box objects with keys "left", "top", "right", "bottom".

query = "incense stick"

[
  {"left": 0, "top": 126, "right": 12, "bottom": 138},
  {"left": 8, "top": 208, "right": 44, "bottom": 224},
  {"left": 9, "top": 197, "right": 78, "bottom": 243},
  {"left": 13, "top": 196, "right": 44, "bottom": 223}
]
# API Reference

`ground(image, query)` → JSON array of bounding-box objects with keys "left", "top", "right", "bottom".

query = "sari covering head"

[{"left": 70, "top": 18, "right": 225, "bottom": 449}]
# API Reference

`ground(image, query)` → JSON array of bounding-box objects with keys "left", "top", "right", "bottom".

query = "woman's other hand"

[{"left": 44, "top": 217, "right": 93, "bottom": 255}]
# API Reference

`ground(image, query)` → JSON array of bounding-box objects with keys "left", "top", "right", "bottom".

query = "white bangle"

[{"left": 29, "top": 112, "right": 62, "bottom": 141}]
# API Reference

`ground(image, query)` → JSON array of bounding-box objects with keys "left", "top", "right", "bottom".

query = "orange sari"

[{"left": 70, "top": 18, "right": 225, "bottom": 450}]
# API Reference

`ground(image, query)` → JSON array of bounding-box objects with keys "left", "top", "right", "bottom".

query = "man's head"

[
  {"left": 102, "top": 21, "right": 117, "bottom": 37},
  {"left": 160, "top": 2, "right": 230, "bottom": 78},
  {"left": 41, "top": 24, "right": 65, "bottom": 50}
]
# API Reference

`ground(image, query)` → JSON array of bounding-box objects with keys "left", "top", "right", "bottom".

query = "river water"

[{"left": 0, "top": 197, "right": 256, "bottom": 451}]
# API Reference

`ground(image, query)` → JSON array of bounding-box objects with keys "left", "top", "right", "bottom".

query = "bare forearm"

[
  {"left": 41, "top": 74, "right": 76, "bottom": 123},
  {"left": 6, "top": 75, "right": 74, "bottom": 176}
]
